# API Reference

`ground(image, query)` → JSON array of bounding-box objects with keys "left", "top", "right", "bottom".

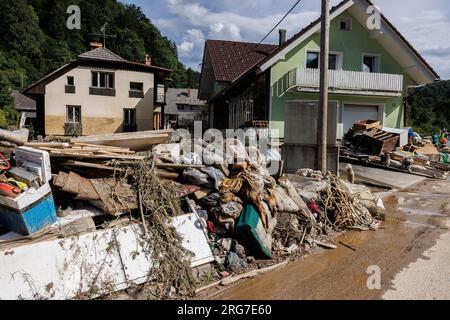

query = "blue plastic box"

[
  {"left": 0, "top": 147, "right": 56, "bottom": 236},
  {"left": 0, "top": 183, "right": 57, "bottom": 235}
]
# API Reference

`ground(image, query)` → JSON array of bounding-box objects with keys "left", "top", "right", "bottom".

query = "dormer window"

[{"left": 339, "top": 17, "right": 352, "bottom": 31}]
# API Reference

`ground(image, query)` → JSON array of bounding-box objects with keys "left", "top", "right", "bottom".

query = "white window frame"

[
  {"left": 339, "top": 17, "right": 352, "bottom": 31},
  {"left": 305, "top": 49, "right": 344, "bottom": 70},
  {"left": 362, "top": 54, "right": 381, "bottom": 73},
  {"left": 92, "top": 71, "right": 115, "bottom": 89},
  {"left": 67, "top": 76, "right": 74, "bottom": 86},
  {"left": 66, "top": 105, "right": 81, "bottom": 123},
  {"left": 305, "top": 50, "right": 320, "bottom": 69}
]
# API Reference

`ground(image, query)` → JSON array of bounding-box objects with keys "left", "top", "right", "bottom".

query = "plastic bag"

[
  {"left": 200, "top": 166, "right": 225, "bottom": 190},
  {"left": 273, "top": 186, "right": 300, "bottom": 213},
  {"left": 182, "top": 168, "right": 210, "bottom": 186}
]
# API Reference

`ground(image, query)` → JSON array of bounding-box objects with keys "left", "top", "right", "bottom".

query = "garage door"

[{"left": 342, "top": 104, "right": 379, "bottom": 133}]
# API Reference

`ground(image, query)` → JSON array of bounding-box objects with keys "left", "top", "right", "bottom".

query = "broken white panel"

[
  {"left": 173, "top": 213, "right": 212, "bottom": 267},
  {"left": 153, "top": 143, "right": 180, "bottom": 158},
  {"left": 0, "top": 213, "right": 213, "bottom": 300},
  {"left": 383, "top": 127, "right": 409, "bottom": 147}
]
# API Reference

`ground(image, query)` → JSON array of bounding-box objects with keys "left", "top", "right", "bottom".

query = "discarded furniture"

[
  {"left": 356, "top": 129, "right": 399, "bottom": 156},
  {"left": 0, "top": 148, "right": 56, "bottom": 235},
  {"left": 353, "top": 120, "right": 380, "bottom": 131}
]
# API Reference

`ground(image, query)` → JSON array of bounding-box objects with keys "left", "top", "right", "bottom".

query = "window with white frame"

[
  {"left": 329, "top": 53, "right": 340, "bottom": 70},
  {"left": 92, "top": 71, "right": 115, "bottom": 89},
  {"left": 67, "top": 105, "right": 81, "bottom": 123},
  {"left": 67, "top": 76, "right": 74, "bottom": 86},
  {"left": 306, "top": 51, "right": 342, "bottom": 70},
  {"left": 339, "top": 17, "right": 352, "bottom": 31},
  {"left": 306, "top": 51, "right": 319, "bottom": 69},
  {"left": 362, "top": 55, "right": 380, "bottom": 73}
]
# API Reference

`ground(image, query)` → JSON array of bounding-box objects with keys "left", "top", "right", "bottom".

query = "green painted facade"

[{"left": 270, "top": 10, "right": 417, "bottom": 138}]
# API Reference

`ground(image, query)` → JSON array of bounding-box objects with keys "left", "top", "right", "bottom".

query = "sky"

[{"left": 122, "top": 0, "right": 450, "bottom": 79}]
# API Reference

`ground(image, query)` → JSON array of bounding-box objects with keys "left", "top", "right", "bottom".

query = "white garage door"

[{"left": 342, "top": 104, "right": 379, "bottom": 133}]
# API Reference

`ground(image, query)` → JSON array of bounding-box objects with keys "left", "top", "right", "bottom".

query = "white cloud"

[
  {"left": 138, "top": 0, "right": 450, "bottom": 77},
  {"left": 178, "top": 41, "right": 194, "bottom": 56},
  {"left": 177, "top": 28, "right": 205, "bottom": 59},
  {"left": 208, "top": 23, "right": 242, "bottom": 40}
]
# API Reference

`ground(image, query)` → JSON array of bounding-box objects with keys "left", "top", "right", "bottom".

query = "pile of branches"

[
  {"left": 320, "top": 175, "right": 376, "bottom": 231},
  {"left": 273, "top": 212, "right": 307, "bottom": 248},
  {"left": 132, "top": 160, "right": 197, "bottom": 299}
]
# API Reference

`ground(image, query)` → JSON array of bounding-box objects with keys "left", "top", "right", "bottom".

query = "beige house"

[{"left": 23, "top": 47, "right": 171, "bottom": 136}]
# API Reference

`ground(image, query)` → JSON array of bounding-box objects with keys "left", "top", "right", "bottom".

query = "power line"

[{"left": 257, "top": 0, "right": 303, "bottom": 45}]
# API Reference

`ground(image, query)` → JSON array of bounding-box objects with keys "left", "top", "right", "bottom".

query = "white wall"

[{"left": 44, "top": 66, "right": 155, "bottom": 135}]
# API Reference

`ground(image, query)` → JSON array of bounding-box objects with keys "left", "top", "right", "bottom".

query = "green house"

[{"left": 200, "top": 0, "right": 439, "bottom": 141}]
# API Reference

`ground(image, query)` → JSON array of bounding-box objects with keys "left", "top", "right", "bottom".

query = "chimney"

[
  {"left": 279, "top": 29, "right": 287, "bottom": 46},
  {"left": 145, "top": 54, "right": 152, "bottom": 66},
  {"left": 90, "top": 41, "right": 103, "bottom": 49}
]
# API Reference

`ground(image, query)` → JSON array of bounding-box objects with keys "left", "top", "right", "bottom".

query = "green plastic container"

[{"left": 235, "top": 204, "right": 273, "bottom": 259}]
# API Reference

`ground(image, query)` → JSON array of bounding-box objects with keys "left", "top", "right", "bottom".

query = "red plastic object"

[
  {"left": 0, "top": 153, "right": 10, "bottom": 171},
  {"left": 0, "top": 182, "right": 21, "bottom": 199},
  {"left": 307, "top": 200, "right": 322, "bottom": 215}
]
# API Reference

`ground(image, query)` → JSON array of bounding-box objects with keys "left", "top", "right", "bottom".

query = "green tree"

[
  {"left": 407, "top": 80, "right": 450, "bottom": 134},
  {"left": 0, "top": 0, "right": 202, "bottom": 129}
]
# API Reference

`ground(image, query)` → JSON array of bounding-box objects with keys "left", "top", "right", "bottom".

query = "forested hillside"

[
  {"left": 0, "top": 0, "right": 200, "bottom": 128},
  {"left": 407, "top": 80, "right": 450, "bottom": 134}
]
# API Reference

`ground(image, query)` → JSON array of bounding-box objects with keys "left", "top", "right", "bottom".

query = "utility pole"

[{"left": 318, "top": 0, "right": 330, "bottom": 172}]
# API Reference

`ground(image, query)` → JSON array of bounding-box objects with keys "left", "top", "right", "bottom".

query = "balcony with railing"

[{"left": 287, "top": 68, "right": 404, "bottom": 97}]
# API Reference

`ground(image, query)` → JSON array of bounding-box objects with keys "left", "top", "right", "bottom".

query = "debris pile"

[
  {"left": 341, "top": 120, "right": 450, "bottom": 179},
  {"left": 0, "top": 127, "right": 386, "bottom": 300}
]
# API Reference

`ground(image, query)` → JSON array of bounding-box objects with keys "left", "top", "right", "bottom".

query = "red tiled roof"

[{"left": 206, "top": 40, "right": 278, "bottom": 83}]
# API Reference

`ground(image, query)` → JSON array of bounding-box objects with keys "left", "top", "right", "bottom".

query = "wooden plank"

[
  {"left": 193, "top": 188, "right": 212, "bottom": 201},
  {"left": 62, "top": 161, "right": 126, "bottom": 172},
  {"left": 71, "top": 129, "right": 173, "bottom": 141},
  {"left": 25, "top": 142, "right": 70, "bottom": 148},
  {"left": 71, "top": 131, "right": 172, "bottom": 152},
  {"left": 155, "top": 163, "right": 205, "bottom": 169},
  {"left": 156, "top": 170, "right": 180, "bottom": 179},
  {"left": 353, "top": 120, "right": 380, "bottom": 131},
  {"left": 71, "top": 147, "right": 134, "bottom": 153},
  {"left": 59, "top": 217, "right": 96, "bottom": 238},
  {"left": 48, "top": 152, "right": 146, "bottom": 161}
]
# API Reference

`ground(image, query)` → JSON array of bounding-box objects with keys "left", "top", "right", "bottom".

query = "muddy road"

[{"left": 206, "top": 178, "right": 450, "bottom": 300}]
